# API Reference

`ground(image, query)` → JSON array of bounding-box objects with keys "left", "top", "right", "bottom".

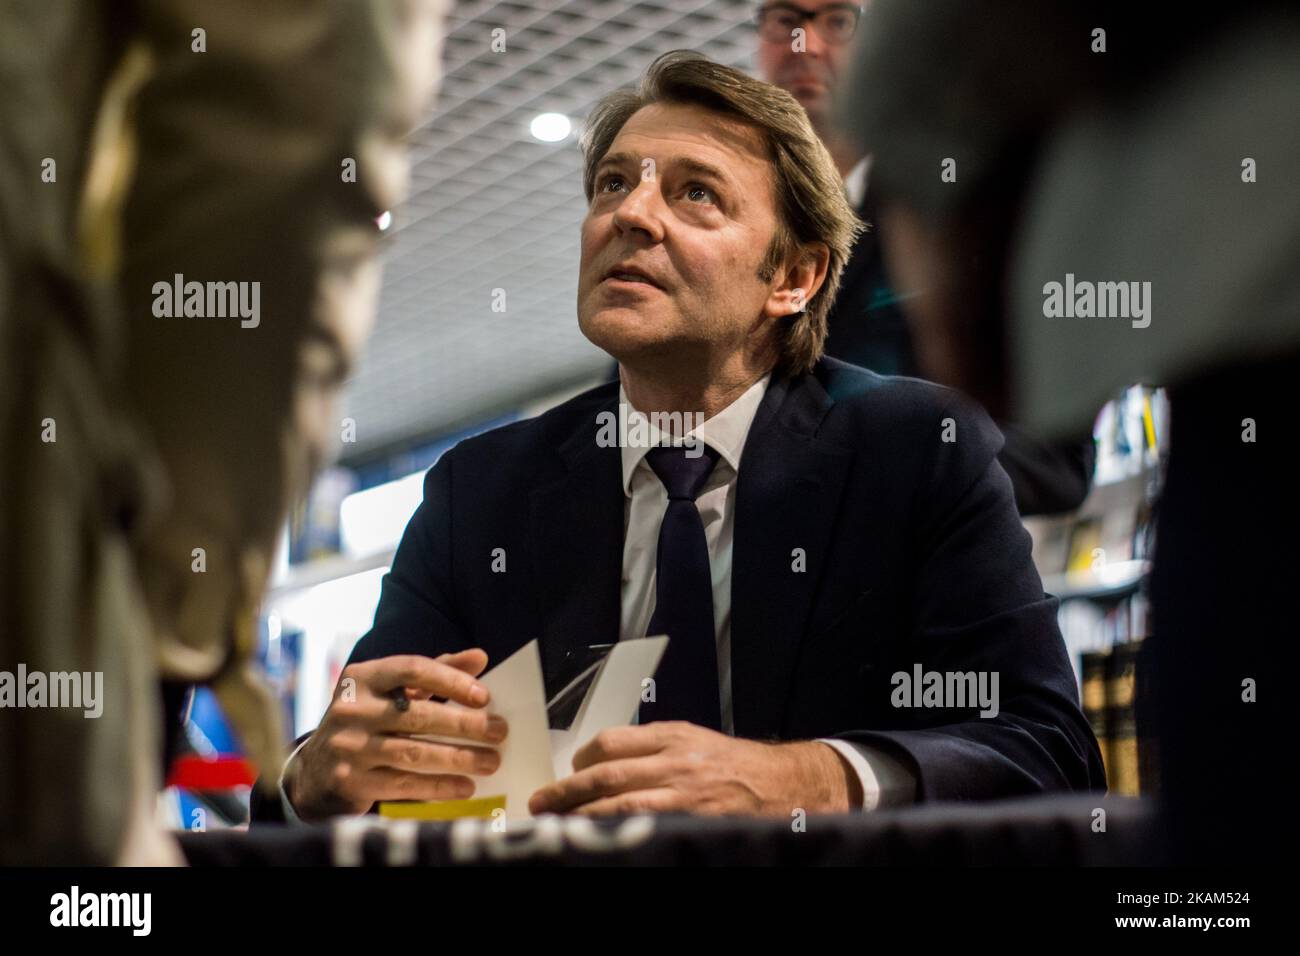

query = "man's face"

[
  {"left": 755, "top": 1, "right": 861, "bottom": 130},
  {"left": 577, "top": 102, "right": 788, "bottom": 370}
]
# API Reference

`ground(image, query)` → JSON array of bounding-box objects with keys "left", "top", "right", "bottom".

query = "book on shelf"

[
  {"left": 1106, "top": 640, "right": 1141, "bottom": 797},
  {"left": 1076, "top": 594, "right": 1154, "bottom": 797}
]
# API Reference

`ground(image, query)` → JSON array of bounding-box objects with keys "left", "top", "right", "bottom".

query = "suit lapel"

[
  {"left": 731, "top": 370, "right": 855, "bottom": 738},
  {"left": 528, "top": 395, "right": 625, "bottom": 700}
]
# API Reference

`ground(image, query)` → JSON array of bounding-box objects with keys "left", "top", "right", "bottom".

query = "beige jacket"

[{"left": 0, "top": 0, "right": 447, "bottom": 864}]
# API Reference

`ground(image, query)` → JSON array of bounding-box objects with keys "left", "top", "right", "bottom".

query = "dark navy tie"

[{"left": 638, "top": 442, "right": 723, "bottom": 731}]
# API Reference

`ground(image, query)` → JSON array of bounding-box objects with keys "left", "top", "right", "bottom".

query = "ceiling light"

[{"left": 530, "top": 112, "right": 572, "bottom": 143}]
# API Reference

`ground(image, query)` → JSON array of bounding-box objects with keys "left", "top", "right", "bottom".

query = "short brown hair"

[{"left": 580, "top": 50, "right": 863, "bottom": 377}]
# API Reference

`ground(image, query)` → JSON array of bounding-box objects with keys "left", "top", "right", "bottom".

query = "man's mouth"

[
  {"left": 784, "top": 69, "right": 830, "bottom": 94},
  {"left": 603, "top": 263, "right": 664, "bottom": 290}
]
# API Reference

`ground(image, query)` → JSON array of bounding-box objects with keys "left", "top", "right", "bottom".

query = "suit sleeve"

[
  {"left": 249, "top": 450, "right": 468, "bottom": 823},
  {"left": 832, "top": 393, "right": 1106, "bottom": 800},
  {"left": 349, "top": 449, "right": 472, "bottom": 664}
]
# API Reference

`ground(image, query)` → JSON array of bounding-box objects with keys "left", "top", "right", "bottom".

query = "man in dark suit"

[
  {"left": 256, "top": 51, "right": 1102, "bottom": 824},
  {"left": 754, "top": 0, "right": 1095, "bottom": 516}
]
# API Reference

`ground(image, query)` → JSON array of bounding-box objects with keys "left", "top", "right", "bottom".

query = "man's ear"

[{"left": 762, "top": 242, "right": 830, "bottom": 320}]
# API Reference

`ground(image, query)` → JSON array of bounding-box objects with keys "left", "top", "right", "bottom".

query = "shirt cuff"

[
  {"left": 817, "top": 737, "right": 918, "bottom": 811},
  {"left": 278, "top": 737, "right": 313, "bottom": 825}
]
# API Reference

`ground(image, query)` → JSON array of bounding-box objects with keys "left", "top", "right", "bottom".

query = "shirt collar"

[
  {"left": 617, "top": 372, "right": 772, "bottom": 497},
  {"left": 844, "top": 154, "right": 872, "bottom": 211}
]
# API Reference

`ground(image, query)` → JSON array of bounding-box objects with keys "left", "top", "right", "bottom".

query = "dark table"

[{"left": 178, "top": 794, "right": 1164, "bottom": 866}]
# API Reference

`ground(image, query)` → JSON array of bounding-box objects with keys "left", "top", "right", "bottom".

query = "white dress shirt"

[{"left": 281, "top": 369, "right": 916, "bottom": 821}]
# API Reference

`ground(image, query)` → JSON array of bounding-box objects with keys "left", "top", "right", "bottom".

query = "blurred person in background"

[
  {"left": 755, "top": 0, "right": 1095, "bottom": 516},
  {"left": 0, "top": 0, "right": 448, "bottom": 864},
  {"left": 838, "top": 0, "right": 1300, "bottom": 864}
]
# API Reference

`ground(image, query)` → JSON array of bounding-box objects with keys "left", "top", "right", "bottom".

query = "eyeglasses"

[{"left": 755, "top": 3, "right": 865, "bottom": 46}]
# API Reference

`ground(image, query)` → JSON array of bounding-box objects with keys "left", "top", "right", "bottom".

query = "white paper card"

[
  {"left": 418, "top": 640, "right": 552, "bottom": 821},
  {"left": 420, "top": 636, "right": 668, "bottom": 820},
  {"left": 551, "top": 635, "right": 668, "bottom": 778}
]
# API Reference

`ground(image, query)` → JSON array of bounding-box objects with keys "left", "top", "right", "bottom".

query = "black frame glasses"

[{"left": 754, "top": 3, "right": 865, "bottom": 46}]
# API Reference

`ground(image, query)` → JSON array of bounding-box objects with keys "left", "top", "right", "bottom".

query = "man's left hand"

[{"left": 527, "top": 721, "right": 861, "bottom": 816}]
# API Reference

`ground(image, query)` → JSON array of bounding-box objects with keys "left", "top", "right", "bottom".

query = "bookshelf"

[
  {"left": 1040, "top": 559, "right": 1148, "bottom": 603},
  {"left": 1025, "top": 385, "right": 1167, "bottom": 797}
]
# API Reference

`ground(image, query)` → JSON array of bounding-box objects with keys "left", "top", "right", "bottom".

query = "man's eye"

[
  {"left": 599, "top": 175, "right": 626, "bottom": 193},
  {"left": 685, "top": 183, "right": 716, "bottom": 204}
]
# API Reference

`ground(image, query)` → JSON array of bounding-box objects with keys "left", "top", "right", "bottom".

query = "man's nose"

[
  {"left": 611, "top": 179, "right": 665, "bottom": 242},
  {"left": 803, "top": 23, "right": 830, "bottom": 59}
]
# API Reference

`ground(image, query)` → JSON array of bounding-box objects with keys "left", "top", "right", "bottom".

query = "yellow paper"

[{"left": 378, "top": 795, "right": 506, "bottom": 820}]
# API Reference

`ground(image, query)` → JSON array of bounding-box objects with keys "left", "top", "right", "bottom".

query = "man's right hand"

[{"left": 283, "top": 649, "right": 508, "bottom": 821}]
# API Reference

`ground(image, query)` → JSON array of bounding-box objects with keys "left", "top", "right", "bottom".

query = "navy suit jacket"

[{"left": 252, "top": 358, "right": 1103, "bottom": 823}]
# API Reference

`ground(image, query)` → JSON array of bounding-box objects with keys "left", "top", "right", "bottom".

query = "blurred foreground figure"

[
  {"left": 841, "top": 2, "right": 1299, "bottom": 863},
  {"left": 0, "top": 0, "right": 447, "bottom": 864}
]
